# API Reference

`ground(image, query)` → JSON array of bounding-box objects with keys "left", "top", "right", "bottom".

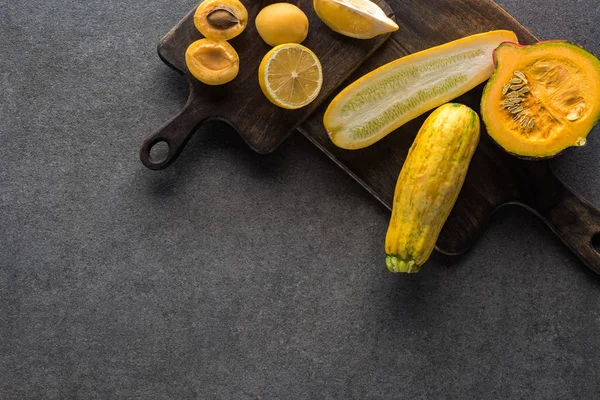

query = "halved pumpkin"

[{"left": 481, "top": 41, "right": 600, "bottom": 158}]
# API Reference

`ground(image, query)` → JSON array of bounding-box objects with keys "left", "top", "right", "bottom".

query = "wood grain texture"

[
  {"left": 147, "top": 0, "right": 600, "bottom": 273},
  {"left": 298, "top": 0, "right": 600, "bottom": 273},
  {"left": 140, "top": 0, "right": 393, "bottom": 169}
]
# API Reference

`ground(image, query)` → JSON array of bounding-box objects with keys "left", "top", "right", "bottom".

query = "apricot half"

[
  {"left": 185, "top": 39, "right": 239, "bottom": 85},
  {"left": 194, "top": 0, "right": 248, "bottom": 41}
]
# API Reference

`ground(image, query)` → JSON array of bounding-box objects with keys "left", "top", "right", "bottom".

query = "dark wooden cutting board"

[
  {"left": 142, "top": 0, "right": 600, "bottom": 274},
  {"left": 298, "top": 0, "right": 600, "bottom": 273},
  {"left": 140, "top": 0, "right": 393, "bottom": 169}
]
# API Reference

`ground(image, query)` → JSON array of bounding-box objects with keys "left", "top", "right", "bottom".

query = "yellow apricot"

[
  {"left": 255, "top": 3, "right": 309, "bottom": 47},
  {"left": 185, "top": 39, "right": 239, "bottom": 85},
  {"left": 194, "top": 0, "right": 248, "bottom": 41}
]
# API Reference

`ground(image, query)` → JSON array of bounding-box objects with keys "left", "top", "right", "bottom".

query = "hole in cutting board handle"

[
  {"left": 148, "top": 140, "right": 170, "bottom": 164},
  {"left": 591, "top": 233, "right": 600, "bottom": 254}
]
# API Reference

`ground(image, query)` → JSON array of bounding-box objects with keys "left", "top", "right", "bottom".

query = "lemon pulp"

[
  {"left": 313, "top": 0, "right": 398, "bottom": 39},
  {"left": 259, "top": 44, "right": 323, "bottom": 109}
]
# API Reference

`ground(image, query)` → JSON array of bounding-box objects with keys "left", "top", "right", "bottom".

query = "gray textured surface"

[{"left": 2, "top": 0, "right": 600, "bottom": 398}]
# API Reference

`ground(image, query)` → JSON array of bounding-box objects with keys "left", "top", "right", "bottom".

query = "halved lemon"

[
  {"left": 313, "top": 0, "right": 398, "bottom": 39},
  {"left": 258, "top": 44, "right": 323, "bottom": 110}
]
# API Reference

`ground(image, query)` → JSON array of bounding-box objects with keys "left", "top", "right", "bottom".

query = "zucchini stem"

[{"left": 386, "top": 255, "right": 420, "bottom": 273}]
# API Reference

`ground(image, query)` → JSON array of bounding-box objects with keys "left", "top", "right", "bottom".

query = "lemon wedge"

[
  {"left": 313, "top": 0, "right": 398, "bottom": 39},
  {"left": 258, "top": 44, "right": 323, "bottom": 110}
]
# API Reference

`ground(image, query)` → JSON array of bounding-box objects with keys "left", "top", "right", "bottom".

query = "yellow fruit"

[
  {"left": 385, "top": 104, "right": 480, "bottom": 273},
  {"left": 255, "top": 3, "right": 309, "bottom": 46},
  {"left": 185, "top": 39, "right": 239, "bottom": 85},
  {"left": 313, "top": 0, "right": 398, "bottom": 39},
  {"left": 194, "top": 0, "right": 248, "bottom": 41},
  {"left": 258, "top": 44, "right": 323, "bottom": 109},
  {"left": 324, "top": 30, "right": 518, "bottom": 149}
]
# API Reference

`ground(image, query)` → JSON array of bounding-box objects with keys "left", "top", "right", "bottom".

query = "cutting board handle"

[
  {"left": 526, "top": 162, "right": 600, "bottom": 274},
  {"left": 140, "top": 95, "right": 208, "bottom": 170}
]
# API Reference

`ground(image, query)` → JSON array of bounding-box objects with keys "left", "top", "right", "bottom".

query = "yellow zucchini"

[
  {"left": 324, "top": 30, "right": 517, "bottom": 150},
  {"left": 385, "top": 103, "right": 480, "bottom": 273}
]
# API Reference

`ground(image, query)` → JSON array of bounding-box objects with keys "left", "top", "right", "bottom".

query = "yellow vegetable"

[
  {"left": 313, "top": 0, "right": 398, "bottom": 39},
  {"left": 194, "top": 0, "right": 248, "bottom": 41},
  {"left": 255, "top": 3, "right": 309, "bottom": 46},
  {"left": 185, "top": 39, "right": 239, "bottom": 85},
  {"left": 323, "top": 30, "right": 518, "bottom": 149},
  {"left": 258, "top": 44, "right": 323, "bottom": 109},
  {"left": 385, "top": 104, "right": 480, "bottom": 273},
  {"left": 481, "top": 41, "right": 600, "bottom": 158}
]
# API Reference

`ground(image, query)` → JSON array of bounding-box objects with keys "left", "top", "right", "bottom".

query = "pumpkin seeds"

[
  {"left": 567, "top": 108, "right": 582, "bottom": 121},
  {"left": 501, "top": 71, "right": 532, "bottom": 124},
  {"left": 514, "top": 70, "right": 527, "bottom": 82},
  {"left": 514, "top": 110, "right": 528, "bottom": 119}
]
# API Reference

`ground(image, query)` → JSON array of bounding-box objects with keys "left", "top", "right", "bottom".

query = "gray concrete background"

[{"left": 2, "top": 0, "right": 600, "bottom": 398}]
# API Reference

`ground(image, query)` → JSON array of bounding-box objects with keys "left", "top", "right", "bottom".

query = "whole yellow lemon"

[{"left": 255, "top": 3, "right": 309, "bottom": 47}]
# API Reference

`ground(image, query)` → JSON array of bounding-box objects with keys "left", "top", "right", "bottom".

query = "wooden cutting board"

[
  {"left": 140, "top": 0, "right": 393, "bottom": 169},
  {"left": 141, "top": 0, "right": 600, "bottom": 274},
  {"left": 298, "top": 0, "right": 600, "bottom": 274}
]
